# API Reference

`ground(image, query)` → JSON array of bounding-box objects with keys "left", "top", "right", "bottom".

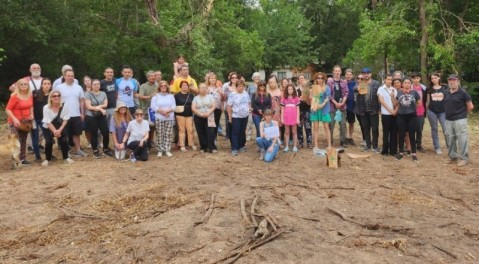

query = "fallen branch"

[
  {"left": 195, "top": 193, "right": 216, "bottom": 226},
  {"left": 240, "top": 199, "right": 252, "bottom": 226},
  {"left": 318, "top": 186, "right": 355, "bottom": 190},
  {"left": 55, "top": 206, "right": 109, "bottom": 220},
  {"left": 251, "top": 196, "right": 259, "bottom": 227},
  {"left": 431, "top": 243, "right": 457, "bottom": 259},
  {"left": 437, "top": 189, "right": 474, "bottom": 211}
]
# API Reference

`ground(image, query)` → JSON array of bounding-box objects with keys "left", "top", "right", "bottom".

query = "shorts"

[
  {"left": 346, "top": 111, "right": 356, "bottom": 123},
  {"left": 68, "top": 116, "right": 83, "bottom": 136}
]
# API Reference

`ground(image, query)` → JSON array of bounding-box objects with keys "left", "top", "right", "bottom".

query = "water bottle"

[{"left": 148, "top": 107, "right": 156, "bottom": 123}]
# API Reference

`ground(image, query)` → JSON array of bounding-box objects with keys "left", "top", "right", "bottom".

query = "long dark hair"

[{"left": 36, "top": 78, "right": 52, "bottom": 102}]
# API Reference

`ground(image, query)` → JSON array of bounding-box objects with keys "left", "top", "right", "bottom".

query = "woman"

[
  {"left": 192, "top": 83, "right": 217, "bottom": 153},
  {"left": 110, "top": 102, "right": 132, "bottom": 160},
  {"left": 280, "top": 78, "right": 289, "bottom": 93},
  {"left": 6, "top": 79, "right": 34, "bottom": 165},
  {"left": 173, "top": 55, "right": 188, "bottom": 80},
  {"left": 207, "top": 73, "right": 223, "bottom": 137},
  {"left": 394, "top": 78, "right": 421, "bottom": 161},
  {"left": 151, "top": 81, "right": 176, "bottom": 157},
  {"left": 267, "top": 75, "right": 283, "bottom": 144},
  {"left": 427, "top": 72, "right": 447, "bottom": 155},
  {"left": 256, "top": 109, "right": 280, "bottom": 162},
  {"left": 223, "top": 72, "right": 239, "bottom": 139},
  {"left": 84, "top": 79, "right": 111, "bottom": 158},
  {"left": 393, "top": 78, "right": 411, "bottom": 154},
  {"left": 122, "top": 109, "right": 150, "bottom": 162},
  {"left": 251, "top": 80, "right": 272, "bottom": 138},
  {"left": 41, "top": 91, "right": 72, "bottom": 166},
  {"left": 83, "top": 76, "right": 93, "bottom": 148},
  {"left": 31, "top": 78, "right": 52, "bottom": 162},
  {"left": 227, "top": 80, "right": 251, "bottom": 156},
  {"left": 310, "top": 72, "right": 332, "bottom": 150},
  {"left": 175, "top": 80, "right": 196, "bottom": 151}
]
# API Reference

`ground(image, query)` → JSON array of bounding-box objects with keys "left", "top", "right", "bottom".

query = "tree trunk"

[
  {"left": 418, "top": 0, "right": 428, "bottom": 82},
  {"left": 144, "top": 0, "right": 159, "bottom": 25}
]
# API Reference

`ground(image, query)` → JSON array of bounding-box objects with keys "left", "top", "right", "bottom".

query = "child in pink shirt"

[{"left": 281, "top": 84, "right": 300, "bottom": 152}]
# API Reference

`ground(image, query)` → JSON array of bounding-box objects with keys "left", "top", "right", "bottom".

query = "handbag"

[
  {"left": 175, "top": 93, "right": 190, "bottom": 113},
  {"left": 51, "top": 103, "right": 64, "bottom": 129},
  {"left": 89, "top": 93, "right": 104, "bottom": 117},
  {"left": 17, "top": 119, "right": 33, "bottom": 133}
]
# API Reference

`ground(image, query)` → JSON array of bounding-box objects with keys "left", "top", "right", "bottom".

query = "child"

[
  {"left": 281, "top": 84, "right": 300, "bottom": 152},
  {"left": 256, "top": 109, "right": 280, "bottom": 162}
]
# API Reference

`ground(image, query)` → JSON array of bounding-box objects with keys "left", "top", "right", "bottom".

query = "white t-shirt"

[
  {"left": 42, "top": 103, "right": 71, "bottom": 128},
  {"left": 54, "top": 83, "right": 85, "bottom": 117},
  {"left": 377, "top": 85, "right": 397, "bottom": 115},
  {"left": 29, "top": 78, "right": 43, "bottom": 92},
  {"left": 52, "top": 77, "right": 79, "bottom": 89},
  {"left": 126, "top": 120, "right": 150, "bottom": 144}
]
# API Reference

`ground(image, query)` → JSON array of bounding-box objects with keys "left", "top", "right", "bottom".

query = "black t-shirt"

[
  {"left": 334, "top": 80, "right": 342, "bottom": 103},
  {"left": 100, "top": 79, "right": 117, "bottom": 109},
  {"left": 174, "top": 92, "right": 194, "bottom": 117},
  {"left": 444, "top": 88, "right": 471, "bottom": 121},
  {"left": 33, "top": 93, "right": 49, "bottom": 120},
  {"left": 396, "top": 90, "right": 420, "bottom": 115},
  {"left": 428, "top": 85, "right": 447, "bottom": 114}
]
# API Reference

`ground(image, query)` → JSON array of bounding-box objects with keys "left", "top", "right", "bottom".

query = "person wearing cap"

[
  {"left": 327, "top": 65, "right": 349, "bottom": 147},
  {"left": 52, "top": 65, "right": 79, "bottom": 89},
  {"left": 444, "top": 74, "right": 474, "bottom": 167},
  {"left": 354, "top": 67, "right": 381, "bottom": 152},
  {"left": 110, "top": 102, "right": 133, "bottom": 160}
]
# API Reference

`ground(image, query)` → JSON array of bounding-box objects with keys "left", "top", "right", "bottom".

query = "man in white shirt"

[
  {"left": 377, "top": 74, "right": 398, "bottom": 156},
  {"left": 54, "top": 69, "right": 87, "bottom": 157},
  {"left": 52, "top": 65, "right": 79, "bottom": 89}
]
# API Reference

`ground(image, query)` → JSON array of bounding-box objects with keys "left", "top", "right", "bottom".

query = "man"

[
  {"left": 344, "top": 69, "right": 357, "bottom": 145},
  {"left": 54, "top": 69, "right": 87, "bottom": 157},
  {"left": 444, "top": 75, "right": 474, "bottom": 167},
  {"left": 139, "top": 71, "right": 158, "bottom": 149},
  {"left": 411, "top": 72, "right": 427, "bottom": 152},
  {"left": 52, "top": 65, "right": 79, "bottom": 89},
  {"left": 246, "top": 72, "right": 261, "bottom": 140},
  {"left": 377, "top": 75, "right": 398, "bottom": 156},
  {"left": 154, "top": 70, "right": 162, "bottom": 83},
  {"left": 327, "top": 65, "right": 349, "bottom": 147},
  {"left": 354, "top": 67, "right": 381, "bottom": 152},
  {"left": 9, "top": 63, "right": 43, "bottom": 92},
  {"left": 115, "top": 65, "right": 139, "bottom": 115},
  {"left": 171, "top": 65, "right": 198, "bottom": 94},
  {"left": 100, "top": 67, "right": 117, "bottom": 126}
]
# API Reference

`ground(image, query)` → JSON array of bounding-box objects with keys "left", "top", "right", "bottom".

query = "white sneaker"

[
  {"left": 41, "top": 160, "right": 49, "bottom": 167},
  {"left": 157, "top": 152, "right": 163, "bottom": 157},
  {"left": 165, "top": 152, "right": 173, "bottom": 157},
  {"left": 435, "top": 149, "right": 443, "bottom": 155},
  {"left": 191, "top": 146, "right": 197, "bottom": 151},
  {"left": 64, "top": 158, "right": 74, "bottom": 164},
  {"left": 86, "top": 144, "right": 92, "bottom": 149}
]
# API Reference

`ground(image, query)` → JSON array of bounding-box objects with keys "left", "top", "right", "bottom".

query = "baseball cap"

[
  {"left": 448, "top": 74, "right": 459, "bottom": 80},
  {"left": 361, "top": 67, "right": 372, "bottom": 73}
]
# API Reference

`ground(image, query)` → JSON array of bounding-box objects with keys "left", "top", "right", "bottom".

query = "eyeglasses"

[
  {"left": 135, "top": 113, "right": 143, "bottom": 116},
  {"left": 51, "top": 95, "right": 61, "bottom": 98}
]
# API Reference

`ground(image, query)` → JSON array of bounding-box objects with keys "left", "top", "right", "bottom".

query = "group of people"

[{"left": 5, "top": 60, "right": 474, "bottom": 167}]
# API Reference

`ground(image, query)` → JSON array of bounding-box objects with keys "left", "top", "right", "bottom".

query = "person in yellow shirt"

[{"left": 171, "top": 65, "right": 198, "bottom": 94}]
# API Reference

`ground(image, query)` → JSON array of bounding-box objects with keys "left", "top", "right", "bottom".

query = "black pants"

[
  {"left": 127, "top": 141, "right": 149, "bottom": 161},
  {"left": 85, "top": 115, "right": 109, "bottom": 151},
  {"left": 194, "top": 116, "right": 217, "bottom": 151},
  {"left": 43, "top": 127, "right": 69, "bottom": 161},
  {"left": 381, "top": 114, "right": 397, "bottom": 155},
  {"left": 397, "top": 113, "right": 417, "bottom": 154},
  {"left": 359, "top": 112, "right": 379, "bottom": 148}
]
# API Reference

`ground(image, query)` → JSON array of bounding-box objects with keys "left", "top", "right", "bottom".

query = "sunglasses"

[
  {"left": 358, "top": 78, "right": 363, "bottom": 80},
  {"left": 316, "top": 77, "right": 324, "bottom": 80},
  {"left": 51, "top": 95, "right": 61, "bottom": 98}
]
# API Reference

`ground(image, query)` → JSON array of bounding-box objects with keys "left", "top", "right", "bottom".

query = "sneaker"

[
  {"left": 361, "top": 146, "right": 370, "bottom": 152},
  {"left": 283, "top": 146, "right": 289, "bottom": 152},
  {"left": 191, "top": 146, "right": 197, "bottom": 151},
  {"left": 157, "top": 152, "right": 163, "bottom": 157},
  {"left": 21, "top": 160, "right": 31, "bottom": 166},
  {"left": 41, "top": 160, "right": 49, "bottom": 167},
  {"left": 435, "top": 149, "right": 443, "bottom": 155},
  {"left": 292, "top": 147, "right": 298, "bottom": 152},
  {"left": 417, "top": 146, "right": 425, "bottom": 153},
  {"left": 232, "top": 150, "right": 238, "bottom": 156},
  {"left": 348, "top": 138, "right": 356, "bottom": 146},
  {"left": 457, "top": 160, "right": 468, "bottom": 167},
  {"left": 64, "top": 158, "right": 74, "bottom": 164},
  {"left": 74, "top": 150, "right": 88, "bottom": 157},
  {"left": 103, "top": 149, "right": 113, "bottom": 157},
  {"left": 239, "top": 147, "right": 247, "bottom": 153},
  {"left": 130, "top": 155, "right": 137, "bottom": 163},
  {"left": 412, "top": 155, "right": 418, "bottom": 162},
  {"left": 372, "top": 148, "right": 380, "bottom": 153},
  {"left": 212, "top": 149, "right": 218, "bottom": 153},
  {"left": 361, "top": 140, "right": 367, "bottom": 147},
  {"left": 180, "top": 147, "right": 187, "bottom": 152},
  {"left": 165, "top": 152, "right": 173, "bottom": 157},
  {"left": 86, "top": 144, "right": 92, "bottom": 149},
  {"left": 395, "top": 153, "right": 403, "bottom": 160},
  {"left": 93, "top": 150, "right": 102, "bottom": 159}
]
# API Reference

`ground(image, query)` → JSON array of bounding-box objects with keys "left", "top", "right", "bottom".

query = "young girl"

[
  {"left": 110, "top": 102, "right": 133, "bottom": 160},
  {"left": 32, "top": 78, "right": 52, "bottom": 162},
  {"left": 281, "top": 84, "right": 300, "bottom": 152},
  {"left": 173, "top": 55, "right": 188, "bottom": 80},
  {"left": 256, "top": 109, "right": 280, "bottom": 162},
  {"left": 427, "top": 72, "right": 447, "bottom": 155},
  {"left": 310, "top": 72, "right": 332, "bottom": 150}
]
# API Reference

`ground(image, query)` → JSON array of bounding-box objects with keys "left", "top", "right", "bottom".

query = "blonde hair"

[
  {"left": 158, "top": 80, "right": 170, "bottom": 93},
  {"left": 113, "top": 107, "right": 132, "bottom": 127},
  {"left": 300, "top": 83, "right": 311, "bottom": 101},
  {"left": 47, "top": 91, "right": 62, "bottom": 108},
  {"left": 13, "top": 79, "right": 32, "bottom": 98}
]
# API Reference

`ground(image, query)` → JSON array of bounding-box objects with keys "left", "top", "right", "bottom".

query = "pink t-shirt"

[
  {"left": 280, "top": 96, "right": 300, "bottom": 126},
  {"left": 412, "top": 84, "right": 425, "bottom": 116}
]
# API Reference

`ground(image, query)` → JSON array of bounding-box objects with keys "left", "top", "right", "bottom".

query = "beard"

[{"left": 31, "top": 71, "right": 41, "bottom": 77}]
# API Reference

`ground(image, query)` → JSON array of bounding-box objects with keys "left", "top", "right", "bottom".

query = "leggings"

[
  {"left": 397, "top": 113, "right": 417, "bottom": 154},
  {"left": 43, "top": 127, "right": 69, "bottom": 161}
]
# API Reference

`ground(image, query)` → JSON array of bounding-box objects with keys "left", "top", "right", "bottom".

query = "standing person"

[
  {"left": 223, "top": 72, "right": 240, "bottom": 139},
  {"left": 84, "top": 79, "right": 112, "bottom": 158},
  {"left": 444, "top": 75, "right": 474, "bottom": 167},
  {"left": 267, "top": 75, "right": 283, "bottom": 145},
  {"left": 31, "top": 78, "right": 52, "bottom": 162},
  {"left": 246, "top": 72, "right": 261, "bottom": 140},
  {"left": 296, "top": 74, "right": 312, "bottom": 149},
  {"left": 53, "top": 69, "right": 87, "bottom": 157},
  {"left": 155, "top": 70, "right": 162, "bottom": 83},
  {"left": 139, "top": 71, "right": 158, "bottom": 149},
  {"left": 206, "top": 73, "right": 223, "bottom": 139},
  {"left": 8, "top": 63, "right": 43, "bottom": 92},
  {"left": 173, "top": 55, "right": 188, "bottom": 80},
  {"left": 227, "top": 80, "right": 251, "bottom": 156},
  {"left": 394, "top": 78, "right": 421, "bottom": 161},
  {"left": 394, "top": 78, "right": 411, "bottom": 153},
  {"left": 151, "top": 81, "right": 176, "bottom": 157},
  {"left": 175, "top": 81, "right": 196, "bottom": 152},
  {"left": 310, "top": 72, "right": 332, "bottom": 150},
  {"left": 345, "top": 69, "right": 357, "bottom": 145},
  {"left": 171, "top": 65, "right": 198, "bottom": 94},
  {"left": 192, "top": 83, "right": 217, "bottom": 153},
  {"left": 281, "top": 84, "right": 300, "bottom": 152},
  {"left": 427, "top": 72, "right": 448, "bottom": 155},
  {"left": 41, "top": 91, "right": 73, "bottom": 166},
  {"left": 52, "top": 65, "right": 79, "bottom": 89},
  {"left": 251, "top": 81, "right": 272, "bottom": 138},
  {"left": 100, "top": 67, "right": 117, "bottom": 125},
  {"left": 327, "top": 65, "right": 349, "bottom": 147},
  {"left": 256, "top": 109, "right": 280, "bottom": 162},
  {"left": 5, "top": 79, "right": 34, "bottom": 165},
  {"left": 122, "top": 109, "right": 150, "bottom": 162},
  {"left": 411, "top": 72, "right": 427, "bottom": 152},
  {"left": 115, "top": 65, "right": 139, "bottom": 116},
  {"left": 354, "top": 68, "right": 381, "bottom": 152},
  {"left": 377, "top": 75, "right": 398, "bottom": 156},
  {"left": 109, "top": 102, "right": 132, "bottom": 160},
  {"left": 83, "top": 76, "right": 93, "bottom": 148}
]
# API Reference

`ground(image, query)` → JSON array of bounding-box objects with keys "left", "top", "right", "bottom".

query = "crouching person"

[
  {"left": 256, "top": 109, "right": 280, "bottom": 163},
  {"left": 122, "top": 109, "right": 149, "bottom": 162}
]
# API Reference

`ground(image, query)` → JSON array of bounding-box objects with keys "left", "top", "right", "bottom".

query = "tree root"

[{"left": 194, "top": 193, "right": 216, "bottom": 226}]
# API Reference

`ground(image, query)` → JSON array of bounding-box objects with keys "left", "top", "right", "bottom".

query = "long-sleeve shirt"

[{"left": 251, "top": 93, "right": 272, "bottom": 117}]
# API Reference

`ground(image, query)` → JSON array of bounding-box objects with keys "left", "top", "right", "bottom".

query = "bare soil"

[{"left": 0, "top": 117, "right": 478, "bottom": 264}]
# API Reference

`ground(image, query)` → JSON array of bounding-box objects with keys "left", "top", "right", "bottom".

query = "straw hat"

[{"left": 115, "top": 101, "right": 128, "bottom": 112}]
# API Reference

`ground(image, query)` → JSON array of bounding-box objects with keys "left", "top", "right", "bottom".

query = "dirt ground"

[{"left": 0, "top": 116, "right": 478, "bottom": 264}]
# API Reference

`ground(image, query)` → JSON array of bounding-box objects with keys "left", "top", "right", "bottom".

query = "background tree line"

[{"left": 0, "top": 0, "right": 477, "bottom": 103}]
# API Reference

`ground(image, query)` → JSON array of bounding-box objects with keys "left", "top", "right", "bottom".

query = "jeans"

[
  {"left": 230, "top": 117, "right": 248, "bottom": 151},
  {"left": 252, "top": 114, "right": 262, "bottom": 138},
  {"left": 397, "top": 113, "right": 417, "bottom": 154},
  {"left": 445, "top": 118, "right": 469, "bottom": 161},
  {"left": 43, "top": 126, "right": 69, "bottom": 161},
  {"left": 381, "top": 114, "right": 397, "bottom": 155},
  {"left": 256, "top": 137, "right": 279, "bottom": 163},
  {"left": 359, "top": 112, "right": 379, "bottom": 148},
  {"left": 416, "top": 115, "right": 425, "bottom": 147},
  {"left": 31, "top": 119, "right": 43, "bottom": 159},
  {"left": 329, "top": 110, "right": 347, "bottom": 144},
  {"left": 427, "top": 110, "right": 446, "bottom": 150}
]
